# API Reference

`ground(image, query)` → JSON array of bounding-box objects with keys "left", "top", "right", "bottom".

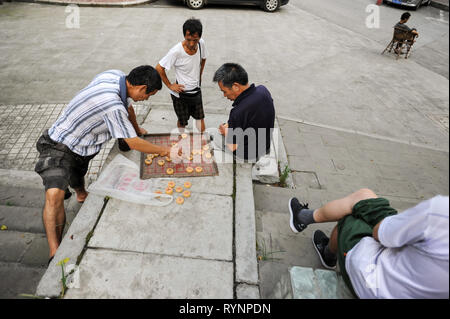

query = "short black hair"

[
  {"left": 401, "top": 12, "right": 411, "bottom": 21},
  {"left": 183, "top": 18, "right": 203, "bottom": 38},
  {"left": 126, "top": 65, "right": 162, "bottom": 93},
  {"left": 213, "top": 63, "right": 248, "bottom": 88}
]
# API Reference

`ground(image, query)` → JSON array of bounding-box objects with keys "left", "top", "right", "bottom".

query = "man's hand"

[
  {"left": 219, "top": 123, "right": 228, "bottom": 136},
  {"left": 169, "top": 83, "right": 185, "bottom": 93},
  {"left": 372, "top": 220, "right": 384, "bottom": 242},
  {"left": 125, "top": 137, "right": 171, "bottom": 157},
  {"left": 156, "top": 64, "right": 185, "bottom": 93},
  {"left": 137, "top": 127, "right": 148, "bottom": 136},
  {"left": 169, "top": 145, "right": 183, "bottom": 161},
  {"left": 159, "top": 146, "right": 171, "bottom": 157}
]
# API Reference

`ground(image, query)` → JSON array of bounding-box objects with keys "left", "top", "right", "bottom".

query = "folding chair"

[{"left": 382, "top": 27, "right": 417, "bottom": 59}]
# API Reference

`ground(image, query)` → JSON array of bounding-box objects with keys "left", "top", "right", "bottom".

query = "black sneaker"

[
  {"left": 312, "top": 230, "right": 337, "bottom": 270},
  {"left": 288, "top": 197, "right": 309, "bottom": 233}
]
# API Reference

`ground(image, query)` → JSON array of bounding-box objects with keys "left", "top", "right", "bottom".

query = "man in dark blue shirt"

[{"left": 213, "top": 63, "right": 275, "bottom": 162}]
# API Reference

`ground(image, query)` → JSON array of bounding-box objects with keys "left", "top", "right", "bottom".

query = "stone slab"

[
  {"left": 289, "top": 266, "right": 318, "bottom": 299},
  {"left": 235, "top": 163, "right": 258, "bottom": 284},
  {"left": 0, "top": 205, "right": 45, "bottom": 234},
  {"left": 258, "top": 261, "right": 293, "bottom": 299},
  {"left": 236, "top": 284, "right": 260, "bottom": 299},
  {"left": 289, "top": 266, "right": 354, "bottom": 299},
  {"left": 89, "top": 195, "right": 233, "bottom": 261},
  {"left": 256, "top": 209, "right": 336, "bottom": 241},
  {"left": 64, "top": 249, "right": 233, "bottom": 299},
  {"left": 0, "top": 262, "right": 46, "bottom": 299},
  {"left": 20, "top": 233, "right": 49, "bottom": 266},
  {"left": 36, "top": 194, "right": 106, "bottom": 298},
  {"left": 0, "top": 231, "right": 34, "bottom": 263},
  {"left": 256, "top": 231, "right": 324, "bottom": 270},
  {"left": 292, "top": 171, "right": 322, "bottom": 189},
  {"left": 315, "top": 269, "right": 354, "bottom": 299},
  {"left": 253, "top": 184, "right": 309, "bottom": 214},
  {"left": 0, "top": 169, "right": 43, "bottom": 190},
  {"left": 0, "top": 185, "right": 45, "bottom": 208}
]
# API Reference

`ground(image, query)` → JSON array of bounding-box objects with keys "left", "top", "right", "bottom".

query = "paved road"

[
  {"left": 151, "top": 0, "right": 449, "bottom": 78},
  {"left": 289, "top": 0, "right": 449, "bottom": 79}
]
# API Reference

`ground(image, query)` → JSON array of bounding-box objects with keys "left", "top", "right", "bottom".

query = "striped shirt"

[{"left": 48, "top": 70, "right": 137, "bottom": 156}]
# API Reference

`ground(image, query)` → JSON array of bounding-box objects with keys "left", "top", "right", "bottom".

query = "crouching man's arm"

[
  {"left": 128, "top": 105, "right": 147, "bottom": 136},
  {"left": 124, "top": 137, "right": 171, "bottom": 157}
]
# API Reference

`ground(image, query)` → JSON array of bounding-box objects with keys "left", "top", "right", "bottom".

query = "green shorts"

[{"left": 337, "top": 197, "right": 398, "bottom": 297}]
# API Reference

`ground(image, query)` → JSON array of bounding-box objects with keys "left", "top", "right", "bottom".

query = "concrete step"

[
  {"left": 0, "top": 205, "right": 45, "bottom": 234},
  {"left": 253, "top": 183, "right": 308, "bottom": 213},
  {"left": 0, "top": 262, "right": 47, "bottom": 299},
  {"left": 0, "top": 193, "right": 80, "bottom": 235},
  {"left": 289, "top": 266, "right": 354, "bottom": 299},
  {"left": 0, "top": 185, "right": 45, "bottom": 209},
  {"left": 0, "top": 230, "right": 49, "bottom": 266}
]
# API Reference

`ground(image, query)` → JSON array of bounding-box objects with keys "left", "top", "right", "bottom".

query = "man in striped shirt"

[{"left": 35, "top": 65, "right": 172, "bottom": 263}]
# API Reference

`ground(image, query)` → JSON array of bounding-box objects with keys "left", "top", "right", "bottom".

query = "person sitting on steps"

[{"left": 288, "top": 189, "right": 448, "bottom": 299}]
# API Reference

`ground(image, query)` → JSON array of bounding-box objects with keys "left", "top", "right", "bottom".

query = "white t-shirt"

[
  {"left": 159, "top": 38, "right": 208, "bottom": 98},
  {"left": 346, "top": 195, "right": 449, "bottom": 299}
]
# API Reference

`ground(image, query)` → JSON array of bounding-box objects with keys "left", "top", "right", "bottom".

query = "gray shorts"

[{"left": 34, "top": 130, "right": 97, "bottom": 191}]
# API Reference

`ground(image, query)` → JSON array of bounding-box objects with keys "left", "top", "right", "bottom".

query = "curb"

[
  {"left": 18, "top": 0, "right": 157, "bottom": 7},
  {"left": 431, "top": 0, "right": 449, "bottom": 11}
]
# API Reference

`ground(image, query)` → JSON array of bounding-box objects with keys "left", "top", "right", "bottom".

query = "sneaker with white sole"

[
  {"left": 312, "top": 230, "right": 337, "bottom": 270},
  {"left": 288, "top": 197, "right": 309, "bottom": 233}
]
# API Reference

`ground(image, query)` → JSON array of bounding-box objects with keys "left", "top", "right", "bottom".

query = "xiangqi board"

[{"left": 139, "top": 133, "right": 219, "bottom": 179}]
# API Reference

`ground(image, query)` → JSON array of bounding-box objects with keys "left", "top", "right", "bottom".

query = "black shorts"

[
  {"left": 34, "top": 130, "right": 97, "bottom": 191},
  {"left": 171, "top": 93, "right": 205, "bottom": 127}
]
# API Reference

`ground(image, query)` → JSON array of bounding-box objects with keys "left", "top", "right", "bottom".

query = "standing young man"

[
  {"left": 35, "top": 66, "right": 174, "bottom": 263},
  {"left": 156, "top": 18, "right": 208, "bottom": 133}
]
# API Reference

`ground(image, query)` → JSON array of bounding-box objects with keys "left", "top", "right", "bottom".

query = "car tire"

[
  {"left": 186, "top": 0, "right": 205, "bottom": 10},
  {"left": 262, "top": 0, "right": 280, "bottom": 12}
]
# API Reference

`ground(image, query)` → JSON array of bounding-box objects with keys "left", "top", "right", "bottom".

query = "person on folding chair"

[{"left": 394, "top": 12, "right": 419, "bottom": 54}]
